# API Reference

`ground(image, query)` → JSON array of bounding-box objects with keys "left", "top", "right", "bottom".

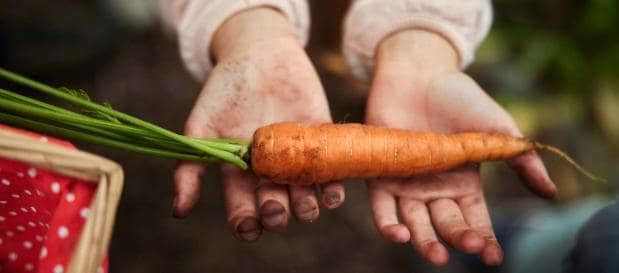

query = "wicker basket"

[{"left": 0, "top": 129, "right": 123, "bottom": 273}]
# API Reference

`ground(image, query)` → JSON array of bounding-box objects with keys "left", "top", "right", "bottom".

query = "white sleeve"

[
  {"left": 158, "top": 0, "right": 310, "bottom": 82},
  {"left": 343, "top": 0, "right": 493, "bottom": 81}
]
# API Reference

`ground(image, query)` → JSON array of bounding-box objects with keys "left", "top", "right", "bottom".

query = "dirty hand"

[
  {"left": 173, "top": 7, "right": 345, "bottom": 242},
  {"left": 364, "top": 30, "right": 557, "bottom": 265}
]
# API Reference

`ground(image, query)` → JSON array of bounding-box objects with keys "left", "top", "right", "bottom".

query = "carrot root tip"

[{"left": 534, "top": 142, "right": 607, "bottom": 183}]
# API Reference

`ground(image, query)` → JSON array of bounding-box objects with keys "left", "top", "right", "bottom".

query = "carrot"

[
  {"left": 251, "top": 122, "right": 603, "bottom": 185},
  {"left": 0, "top": 69, "right": 602, "bottom": 184}
]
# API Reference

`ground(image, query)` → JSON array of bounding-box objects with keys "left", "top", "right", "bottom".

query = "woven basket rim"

[{"left": 0, "top": 129, "right": 124, "bottom": 273}]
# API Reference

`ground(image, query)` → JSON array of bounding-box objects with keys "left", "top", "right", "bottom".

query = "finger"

[
  {"left": 321, "top": 181, "right": 345, "bottom": 209},
  {"left": 289, "top": 185, "right": 319, "bottom": 223},
  {"left": 257, "top": 180, "right": 290, "bottom": 232},
  {"left": 488, "top": 107, "right": 557, "bottom": 199},
  {"left": 458, "top": 194, "right": 503, "bottom": 266},
  {"left": 222, "top": 164, "right": 262, "bottom": 242},
  {"left": 428, "top": 74, "right": 556, "bottom": 198},
  {"left": 429, "top": 199, "right": 484, "bottom": 254},
  {"left": 368, "top": 181, "right": 410, "bottom": 243},
  {"left": 399, "top": 199, "right": 449, "bottom": 266},
  {"left": 173, "top": 112, "right": 216, "bottom": 218},
  {"left": 173, "top": 161, "right": 206, "bottom": 218},
  {"left": 507, "top": 150, "right": 557, "bottom": 198}
]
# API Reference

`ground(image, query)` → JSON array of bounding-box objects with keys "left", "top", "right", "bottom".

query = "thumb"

[
  {"left": 490, "top": 107, "right": 557, "bottom": 199},
  {"left": 488, "top": 110, "right": 557, "bottom": 198},
  {"left": 172, "top": 102, "right": 220, "bottom": 218},
  {"left": 173, "top": 161, "right": 206, "bottom": 218},
  {"left": 506, "top": 152, "right": 557, "bottom": 199},
  {"left": 491, "top": 109, "right": 557, "bottom": 198},
  {"left": 172, "top": 110, "right": 216, "bottom": 218},
  {"left": 432, "top": 73, "right": 558, "bottom": 198}
]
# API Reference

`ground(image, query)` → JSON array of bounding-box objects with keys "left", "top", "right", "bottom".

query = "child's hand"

[
  {"left": 364, "top": 30, "right": 557, "bottom": 265},
  {"left": 173, "top": 7, "right": 344, "bottom": 242}
]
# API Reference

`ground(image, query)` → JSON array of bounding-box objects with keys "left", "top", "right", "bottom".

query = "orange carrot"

[{"left": 251, "top": 122, "right": 602, "bottom": 185}]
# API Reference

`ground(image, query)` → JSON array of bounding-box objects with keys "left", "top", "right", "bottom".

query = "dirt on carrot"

[{"left": 250, "top": 122, "right": 603, "bottom": 185}]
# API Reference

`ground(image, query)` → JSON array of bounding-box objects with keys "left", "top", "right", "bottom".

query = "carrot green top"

[{"left": 0, "top": 68, "right": 249, "bottom": 169}]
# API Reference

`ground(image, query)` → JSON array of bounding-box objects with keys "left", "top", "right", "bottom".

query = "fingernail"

[
  {"left": 426, "top": 242, "right": 449, "bottom": 266},
  {"left": 483, "top": 244, "right": 504, "bottom": 266},
  {"left": 323, "top": 191, "right": 341, "bottom": 208},
  {"left": 485, "top": 252, "right": 503, "bottom": 266},
  {"left": 171, "top": 197, "right": 181, "bottom": 218},
  {"left": 235, "top": 217, "right": 261, "bottom": 242},
  {"left": 294, "top": 197, "right": 319, "bottom": 223},
  {"left": 548, "top": 182, "right": 558, "bottom": 196},
  {"left": 383, "top": 224, "right": 409, "bottom": 243},
  {"left": 460, "top": 230, "right": 484, "bottom": 253},
  {"left": 259, "top": 200, "right": 287, "bottom": 230}
]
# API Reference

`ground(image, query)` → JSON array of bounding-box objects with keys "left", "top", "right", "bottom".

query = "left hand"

[
  {"left": 173, "top": 8, "right": 344, "bottom": 242},
  {"left": 364, "top": 30, "right": 557, "bottom": 266}
]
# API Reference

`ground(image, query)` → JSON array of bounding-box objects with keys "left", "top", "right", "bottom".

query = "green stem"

[
  {"left": 0, "top": 87, "right": 156, "bottom": 136},
  {"left": 0, "top": 112, "right": 218, "bottom": 162},
  {"left": 0, "top": 92, "right": 242, "bottom": 153},
  {"left": 64, "top": 122, "right": 201, "bottom": 154},
  {"left": 0, "top": 68, "right": 248, "bottom": 169},
  {"left": 0, "top": 88, "right": 79, "bottom": 115},
  {"left": 0, "top": 88, "right": 141, "bottom": 141},
  {"left": 1, "top": 87, "right": 246, "bottom": 156},
  {"left": 0, "top": 98, "right": 155, "bottom": 139}
]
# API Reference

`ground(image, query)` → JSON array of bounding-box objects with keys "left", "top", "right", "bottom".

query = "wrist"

[
  {"left": 375, "top": 29, "right": 458, "bottom": 79},
  {"left": 212, "top": 7, "right": 295, "bottom": 62}
]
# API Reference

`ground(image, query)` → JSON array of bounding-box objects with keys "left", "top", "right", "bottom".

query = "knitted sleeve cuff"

[
  {"left": 343, "top": 0, "right": 492, "bottom": 81},
  {"left": 160, "top": 0, "right": 310, "bottom": 82}
]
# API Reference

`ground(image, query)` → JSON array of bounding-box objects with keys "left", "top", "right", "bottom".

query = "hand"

[
  {"left": 364, "top": 30, "right": 557, "bottom": 265},
  {"left": 173, "top": 7, "right": 345, "bottom": 242}
]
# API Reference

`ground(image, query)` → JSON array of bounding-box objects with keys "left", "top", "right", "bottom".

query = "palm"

[
  {"left": 368, "top": 72, "right": 514, "bottom": 203},
  {"left": 188, "top": 39, "right": 331, "bottom": 140},
  {"left": 175, "top": 36, "right": 345, "bottom": 242},
  {"left": 365, "top": 72, "right": 555, "bottom": 266},
  {"left": 370, "top": 169, "right": 481, "bottom": 203}
]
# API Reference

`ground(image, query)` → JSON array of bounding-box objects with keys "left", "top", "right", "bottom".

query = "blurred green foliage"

[
  {"left": 473, "top": 0, "right": 619, "bottom": 198},
  {"left": 477, "top": 0, "right": 618, "bottom": 93}
]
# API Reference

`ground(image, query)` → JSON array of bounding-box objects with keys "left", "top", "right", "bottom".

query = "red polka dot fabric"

[{"left": 0, "top": 125, "right": 108, "bottom": 273}]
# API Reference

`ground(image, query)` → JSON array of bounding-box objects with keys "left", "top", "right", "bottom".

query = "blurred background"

[{"left": 0, "top": 0, "right": 617, "bottom": 272}]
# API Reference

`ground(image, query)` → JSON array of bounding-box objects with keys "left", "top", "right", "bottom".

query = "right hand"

[
  {"left": 363, "top": 30, "right": 556, "bottom": 265},
  {"left": 173, "top": 7, "right": 345, "bottom": 242}
]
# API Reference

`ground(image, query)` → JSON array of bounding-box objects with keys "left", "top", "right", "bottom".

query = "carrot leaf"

[{"left": 0, "top": 68, "right": 250, "bottom": 169}]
